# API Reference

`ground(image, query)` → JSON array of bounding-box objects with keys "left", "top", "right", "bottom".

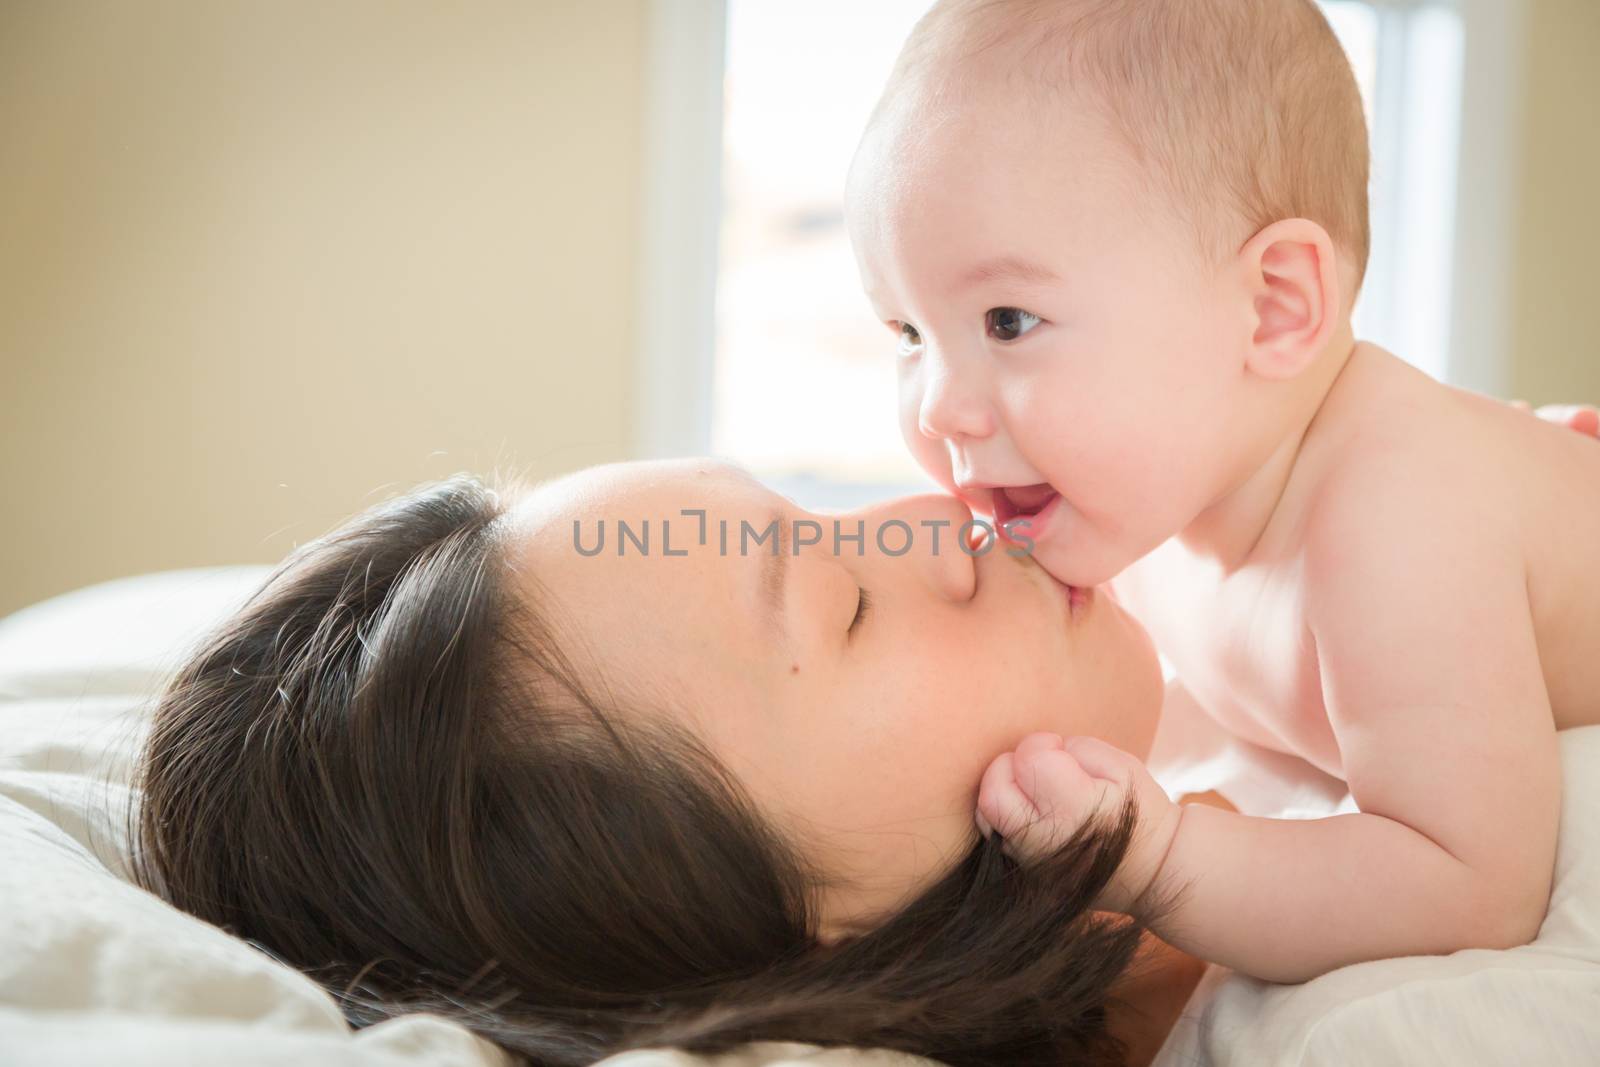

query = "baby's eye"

[
  {"left": 986, "top": 307, "right": 1042, "bottom": 342},
  {"left": 894, "top": 321, "right": 924, "bottom": 357}
]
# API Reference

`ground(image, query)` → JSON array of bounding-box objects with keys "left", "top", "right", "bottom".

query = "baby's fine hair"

[{"left": 884, "top": 0, "right": 1371, "bottom": 292}]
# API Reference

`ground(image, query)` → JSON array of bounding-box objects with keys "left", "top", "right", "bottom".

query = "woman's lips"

[{"left": 1040, "top": 567, "right": 1094, "bottom": 621}]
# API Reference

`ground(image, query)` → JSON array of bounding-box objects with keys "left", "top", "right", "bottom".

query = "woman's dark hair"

[{"left": 133, "top": 472, "right": 1169, "bottom": 1067}]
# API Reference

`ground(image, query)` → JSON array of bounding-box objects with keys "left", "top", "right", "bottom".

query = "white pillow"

[{"left": 0, "top": 567, "right": 510, "bottom": 1066}]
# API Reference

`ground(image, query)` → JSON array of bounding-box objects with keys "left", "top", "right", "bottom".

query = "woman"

[{"left": 134, "top": 457, "right": 1207, "bottom": 1067}]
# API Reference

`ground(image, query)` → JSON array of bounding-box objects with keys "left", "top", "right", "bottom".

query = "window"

[
  {"left": 693, "top": 1, "right": 1470, "bottom": 507},
  {"left": 712, "top": 0, "right": 939, "bottom": 506}
]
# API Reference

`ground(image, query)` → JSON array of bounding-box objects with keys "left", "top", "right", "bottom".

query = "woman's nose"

[
  {"left": 847, "top": 493, "right": 979, "bottom": 603},
  {"left": 916, "top": 348, "right": 995, "bottom": 442}
]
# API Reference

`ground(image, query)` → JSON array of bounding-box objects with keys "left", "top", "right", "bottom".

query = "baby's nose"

[{"left": 916, "top": 351, "right": 995, "bottom": 442}]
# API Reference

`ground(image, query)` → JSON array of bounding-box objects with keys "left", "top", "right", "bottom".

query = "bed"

[{"left": 2, "top": 566, "right": 1597, "bottom": 1065}]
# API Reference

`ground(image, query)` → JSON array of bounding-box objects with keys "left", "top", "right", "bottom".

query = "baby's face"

[{"left": 846, "top": 86, "right": 1253, "bottom": 587}]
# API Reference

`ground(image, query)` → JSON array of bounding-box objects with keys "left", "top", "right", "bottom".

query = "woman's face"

[{"left": 504, "top": 459, "right": 1163, "bottom": 940}]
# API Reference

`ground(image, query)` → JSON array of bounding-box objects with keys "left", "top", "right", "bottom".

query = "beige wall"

[
  {"left": 1508, "top": 0, "right": 1600, "bottom": 405},
  {"left": 0, "top": 1, "right": 646, "bottom": 617}
]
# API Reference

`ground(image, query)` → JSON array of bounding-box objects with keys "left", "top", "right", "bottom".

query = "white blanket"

[{"left": 2, "top": 567, "right": 1596, "bottom": 1066}]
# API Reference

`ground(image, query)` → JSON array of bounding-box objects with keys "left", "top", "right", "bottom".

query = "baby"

[{"left": 842, "top": 0, "right": 1600, "bottom": 983}]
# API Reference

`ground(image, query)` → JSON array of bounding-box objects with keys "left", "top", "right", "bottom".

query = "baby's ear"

[{"left": 1237, "top": 218, "right": 1342, "bottom": 381}]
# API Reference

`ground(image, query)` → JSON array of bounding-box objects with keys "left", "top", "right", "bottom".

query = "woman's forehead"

[
  {"left": 509, "top": 459, "right": 769, "bottom": 533},
  {"left": 502, "top": 462, "right": 787, "bottom": 666}
]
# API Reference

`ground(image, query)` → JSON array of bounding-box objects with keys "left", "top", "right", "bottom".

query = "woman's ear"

[
  {"left": 1235, "top": 218, "right": 1342, "bottom": 382},
  {"left": 814, "top": 907, "right": 875, "bottom": 947},
  {"left": 814, "top": 922, "right": 847, "bottom": 947}
]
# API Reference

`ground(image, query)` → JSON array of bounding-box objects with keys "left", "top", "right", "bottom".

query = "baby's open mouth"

[{"left": 991, "top": 482, "right": 1059, "bottom": 530}]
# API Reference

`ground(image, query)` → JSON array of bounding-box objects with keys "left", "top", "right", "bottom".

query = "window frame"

[{"left": 633, "top": 0, "right": 726, "bottom": 460}]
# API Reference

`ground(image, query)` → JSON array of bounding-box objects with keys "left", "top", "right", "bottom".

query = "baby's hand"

[{"left": 975, "top": 732, "right": 1182, "bottom": 918}]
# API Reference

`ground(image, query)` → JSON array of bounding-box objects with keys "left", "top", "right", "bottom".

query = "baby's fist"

[{"left": 975, "top": 732, "right": 1181, "bottom": 917}]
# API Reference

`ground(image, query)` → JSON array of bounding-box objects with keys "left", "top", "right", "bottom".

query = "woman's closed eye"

[
  {"left": 986, "top": 307, "right": 1043, "bottom": 342},
  {"left": 848, "top": 587, "right": 872, "bottom": 637}
]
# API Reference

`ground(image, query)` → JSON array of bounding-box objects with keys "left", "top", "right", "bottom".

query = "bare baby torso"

[{"left": 1115, "top": 343, "right": 1600, "bottom": 780}]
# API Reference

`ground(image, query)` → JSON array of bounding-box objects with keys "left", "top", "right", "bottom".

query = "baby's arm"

[
  {"left": 980, "top": 464, "right": 1561, "bottom": 983},
  {"left": 978, "top": 733, "right": 1539, "bottom": 982}
]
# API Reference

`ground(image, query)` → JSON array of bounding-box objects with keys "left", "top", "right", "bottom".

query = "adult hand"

[{"left": 1511, "top": 400, "right": 1600, "bottom": 437}]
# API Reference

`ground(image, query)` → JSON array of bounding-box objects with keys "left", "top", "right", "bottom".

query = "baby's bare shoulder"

[
  {"left": 1298, "top": 355, "right": 1531, "bottom": 568},
  {"left": 1315, "top": 355, "right": 1597, "bottom": 545}
]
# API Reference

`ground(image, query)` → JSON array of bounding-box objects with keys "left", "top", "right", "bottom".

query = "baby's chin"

[{"left": 1024, "top": 525, "right": 1135, "bottom": 591}]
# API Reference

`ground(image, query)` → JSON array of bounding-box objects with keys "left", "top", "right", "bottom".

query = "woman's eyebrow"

[{"left": 759, "top": 509, "right": 791, "bottom": 641}]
